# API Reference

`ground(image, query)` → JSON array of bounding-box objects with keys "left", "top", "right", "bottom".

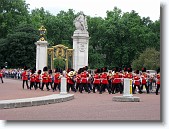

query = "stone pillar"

[
  {"left": 60, "top": 77, "right": 67, "bottom": 95},
  {"left": 35, "top": 41, "right": 48, "bottom": 72},
  {"left": 123, "top": 78, "right": 133, "bottom": 97},
  {"left": 72, "top": 30, "right": 89, "bottom": 71}
]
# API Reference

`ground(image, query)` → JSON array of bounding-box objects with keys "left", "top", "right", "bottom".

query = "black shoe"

[{"left": 41, "top": 89, "right": 44, "bottom": 91}]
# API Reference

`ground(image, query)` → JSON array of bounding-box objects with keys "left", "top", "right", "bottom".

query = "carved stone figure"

[{"left": 74, "top": 11, "right": 88, "bottom": 31}]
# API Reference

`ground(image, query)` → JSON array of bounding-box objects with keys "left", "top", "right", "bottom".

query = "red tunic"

[
  {"left": 112, "top": 73, "right": 121, "bottom": 84},
  {"left": 134, "top": 75, "right": 140, "bottom": 85},
  {"left": 156, "top": 74, "right": 160, "bottom": 85},
  {"left": 67, "top": 76, "right": 75, "bottom": 84},
  {"left": 123, "top": 72, "right": 128, "bottom": 78},
  {"left": 30, "top": 73, "right": 36, "bottom": 82},
  {"left": 93, "top": 74, "right": 100, "bottom": 84},
  {"left": 22, "top": 71, "right": 28, "bottom": 80},
  {"left": 141, "top": 73, "right": 147, "bottom": 85},
  {"left": 42, "top": 72, "right": 48, "bottom": 83},
  {"left": 35, "top": 74, "right": 41, "bottom": 83},
  {"left": 126, "top": 73, "right": 133, "bottom": 79},
  {"left": 76, "top": 74, "right": 81, "bottom": 84},
  {"left": 48, "top": 74, "right": 53, "bottom": 83},
  {"left": 0, "top": 72, "right": 2, "bottom": 77},
  {"left": 54, "top": 73, "right": 60, "bottom": 84},
  {"left": 81, "top": 72, "right": 87, "bottom": 83},
  {"left": 100, "top": 73, "right": 108, "bottom": 84}
]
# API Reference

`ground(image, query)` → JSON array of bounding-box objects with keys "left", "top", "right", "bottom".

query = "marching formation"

[
  {"left": 0, "top": 65, "right": 160, "bottom": 95},
  {"left": 20, "top": 65, "right": 160, "bottom": 95}
]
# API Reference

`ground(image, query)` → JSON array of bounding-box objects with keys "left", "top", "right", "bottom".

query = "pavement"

[{"left": 0, "top": 78, "right": 160, "bottom": 121}]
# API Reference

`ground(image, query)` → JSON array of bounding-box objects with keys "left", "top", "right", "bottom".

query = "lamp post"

[{"left": 39, "top": 25, "right": 47, "bottom": 41}]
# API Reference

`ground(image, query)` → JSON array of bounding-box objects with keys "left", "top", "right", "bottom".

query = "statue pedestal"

[
  {"left": 72, "top": 30, "right": 89, "bottom": 71},
  {"left": 35, "top": 41, "right": 48, "bottom": 72}
]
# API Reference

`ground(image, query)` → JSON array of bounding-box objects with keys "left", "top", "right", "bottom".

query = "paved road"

[{"left": 0, "top": 78, "right": 160, "bottom": 120}]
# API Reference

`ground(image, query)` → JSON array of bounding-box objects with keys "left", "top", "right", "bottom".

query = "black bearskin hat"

[
  {"left": 55, "top": 68, "right": 58, "bottom": 73},
  {"left": 81, "top": 67, "right": 84, "bottom": 72},
  {"left": 31, "top": 69, "right": 35, "bottom": 74},
  {"left": 84, "top": 66, "right": 88, "bottom": 71},
  {"left": 43, "top": 66, "right": 48, "bottom": 72},
  {"left": 70, "top": 68, "right": 74, "bottom": 71},
  {"left": 24, "top": 66, "right": 27, "bottom": 70},
  {"left": 115, "top": 67, "right": 119, "bottom": 73},
  {"left": 38, "top": 70, "right": 41, "bottom": 74},
  {"left": 142, "top": 67, "right": 146, "bottom": 72},
  {"left": 48, "top": 69, "right": 52, "bottom": 74},
  {"left": 157, "top": 67, "right": 160, "bottom": 74},
  {"left": 136, "top": 70, "right": 139, "bottom": 74},
  {"left": 97, "top": 68, "right": 101, "bottom": 73},
  {"left": 128, "top": 67, "right": 132, "bottom": 73},
  {"left": 124, "top": 67, "right": 127, "bottom": 72},
  {"left": 104, "top": 67, "right": 108, "bottom": 72},
  {"left": 78, "top": 69, "right": 81, "bottom": 74}
]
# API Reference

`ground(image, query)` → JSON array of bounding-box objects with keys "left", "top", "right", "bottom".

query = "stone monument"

[
  {"left": 35, "top": 25, "right": 48, "bottom": 72},
  {"left": 72, "top": 11, "right": 89, "bottom": 71}
]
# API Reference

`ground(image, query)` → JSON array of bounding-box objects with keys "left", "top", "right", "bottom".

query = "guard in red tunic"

[
  {"left": 22, "top": 66, "right": 29, "bottom": 89},
  {"left": 67, "top": 70, "right": 76, "bottom": 92},
  {"left": 41, "top": 66, "right": 50, "bottom": 91},
  {"left": 112, "top": 67, "right": 122, "bottom": 94},
  {"left": 80, "top": 67, "right": 90, "bottom": 93},
  {"left": 30, "top": 69, "right": 36, "bottom": 90},
  {"left": 53, "top": 68, "right": 61, "bottom": 92},
  {"left": 156, "top": 68, "right": 160, "bottom": 95},
  {"left": 100, "top": 67, "right": 111, "bottom": 94},
  {"left": 48, "top": 69, "right": 53, "bottom": 90},
  {"left": 93, "top": 69, "right": 101, "bottom": 93},
  {"left": 133, "top": 70, "right": 142, "bottom": 94},
  {"left": 35, "top": 70, "right": 41, "bottom": 89},
  {"left": 141, "top": 67, "right": 149, "bottom": 93}
]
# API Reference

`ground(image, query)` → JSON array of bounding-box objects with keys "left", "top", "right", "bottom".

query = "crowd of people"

[{"left": 0, "top": 66, "right": 160, "bottom": 95}]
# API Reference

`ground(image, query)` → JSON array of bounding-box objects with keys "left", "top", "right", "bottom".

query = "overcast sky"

[{"left": 26, "top": 0, "right": 160, "bottom": 21}]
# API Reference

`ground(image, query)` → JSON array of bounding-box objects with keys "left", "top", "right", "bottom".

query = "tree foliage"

[
  {"left": 0, "top": 2, "right": 160, "bottom": 70},
  {"left": 132, "top": 48, "right": 160, "bottom": 70}
]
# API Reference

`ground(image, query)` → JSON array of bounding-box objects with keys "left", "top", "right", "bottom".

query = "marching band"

[{"left": 0, "top": 66, "right": 161, "bottom": 95}]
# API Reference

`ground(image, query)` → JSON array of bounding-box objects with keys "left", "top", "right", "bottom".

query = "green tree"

[
  {"left": 0, "top": 0, "right": 29, "bottom": 38},
  {"left": 2, "top": 24, "right": 38, "bottom": 68},
  {"left": 132, "top": 48, "right": 160, "bottom": 70}
]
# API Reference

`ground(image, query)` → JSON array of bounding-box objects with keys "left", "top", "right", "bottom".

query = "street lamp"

[{"left": 39, "top": 25, "right": 47, "bottom": 41}]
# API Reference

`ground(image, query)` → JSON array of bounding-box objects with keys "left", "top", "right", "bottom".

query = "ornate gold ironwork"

[
  {"left": 48, "top": 44, "right": 73, "bottom": 70},
  {"left": 39, "top": 25, "right": 47, "bottom": 41}
]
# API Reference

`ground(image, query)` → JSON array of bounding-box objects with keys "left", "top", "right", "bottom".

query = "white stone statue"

[{"left": 74, "top": 11, "right": 88, "bottom": 31}]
